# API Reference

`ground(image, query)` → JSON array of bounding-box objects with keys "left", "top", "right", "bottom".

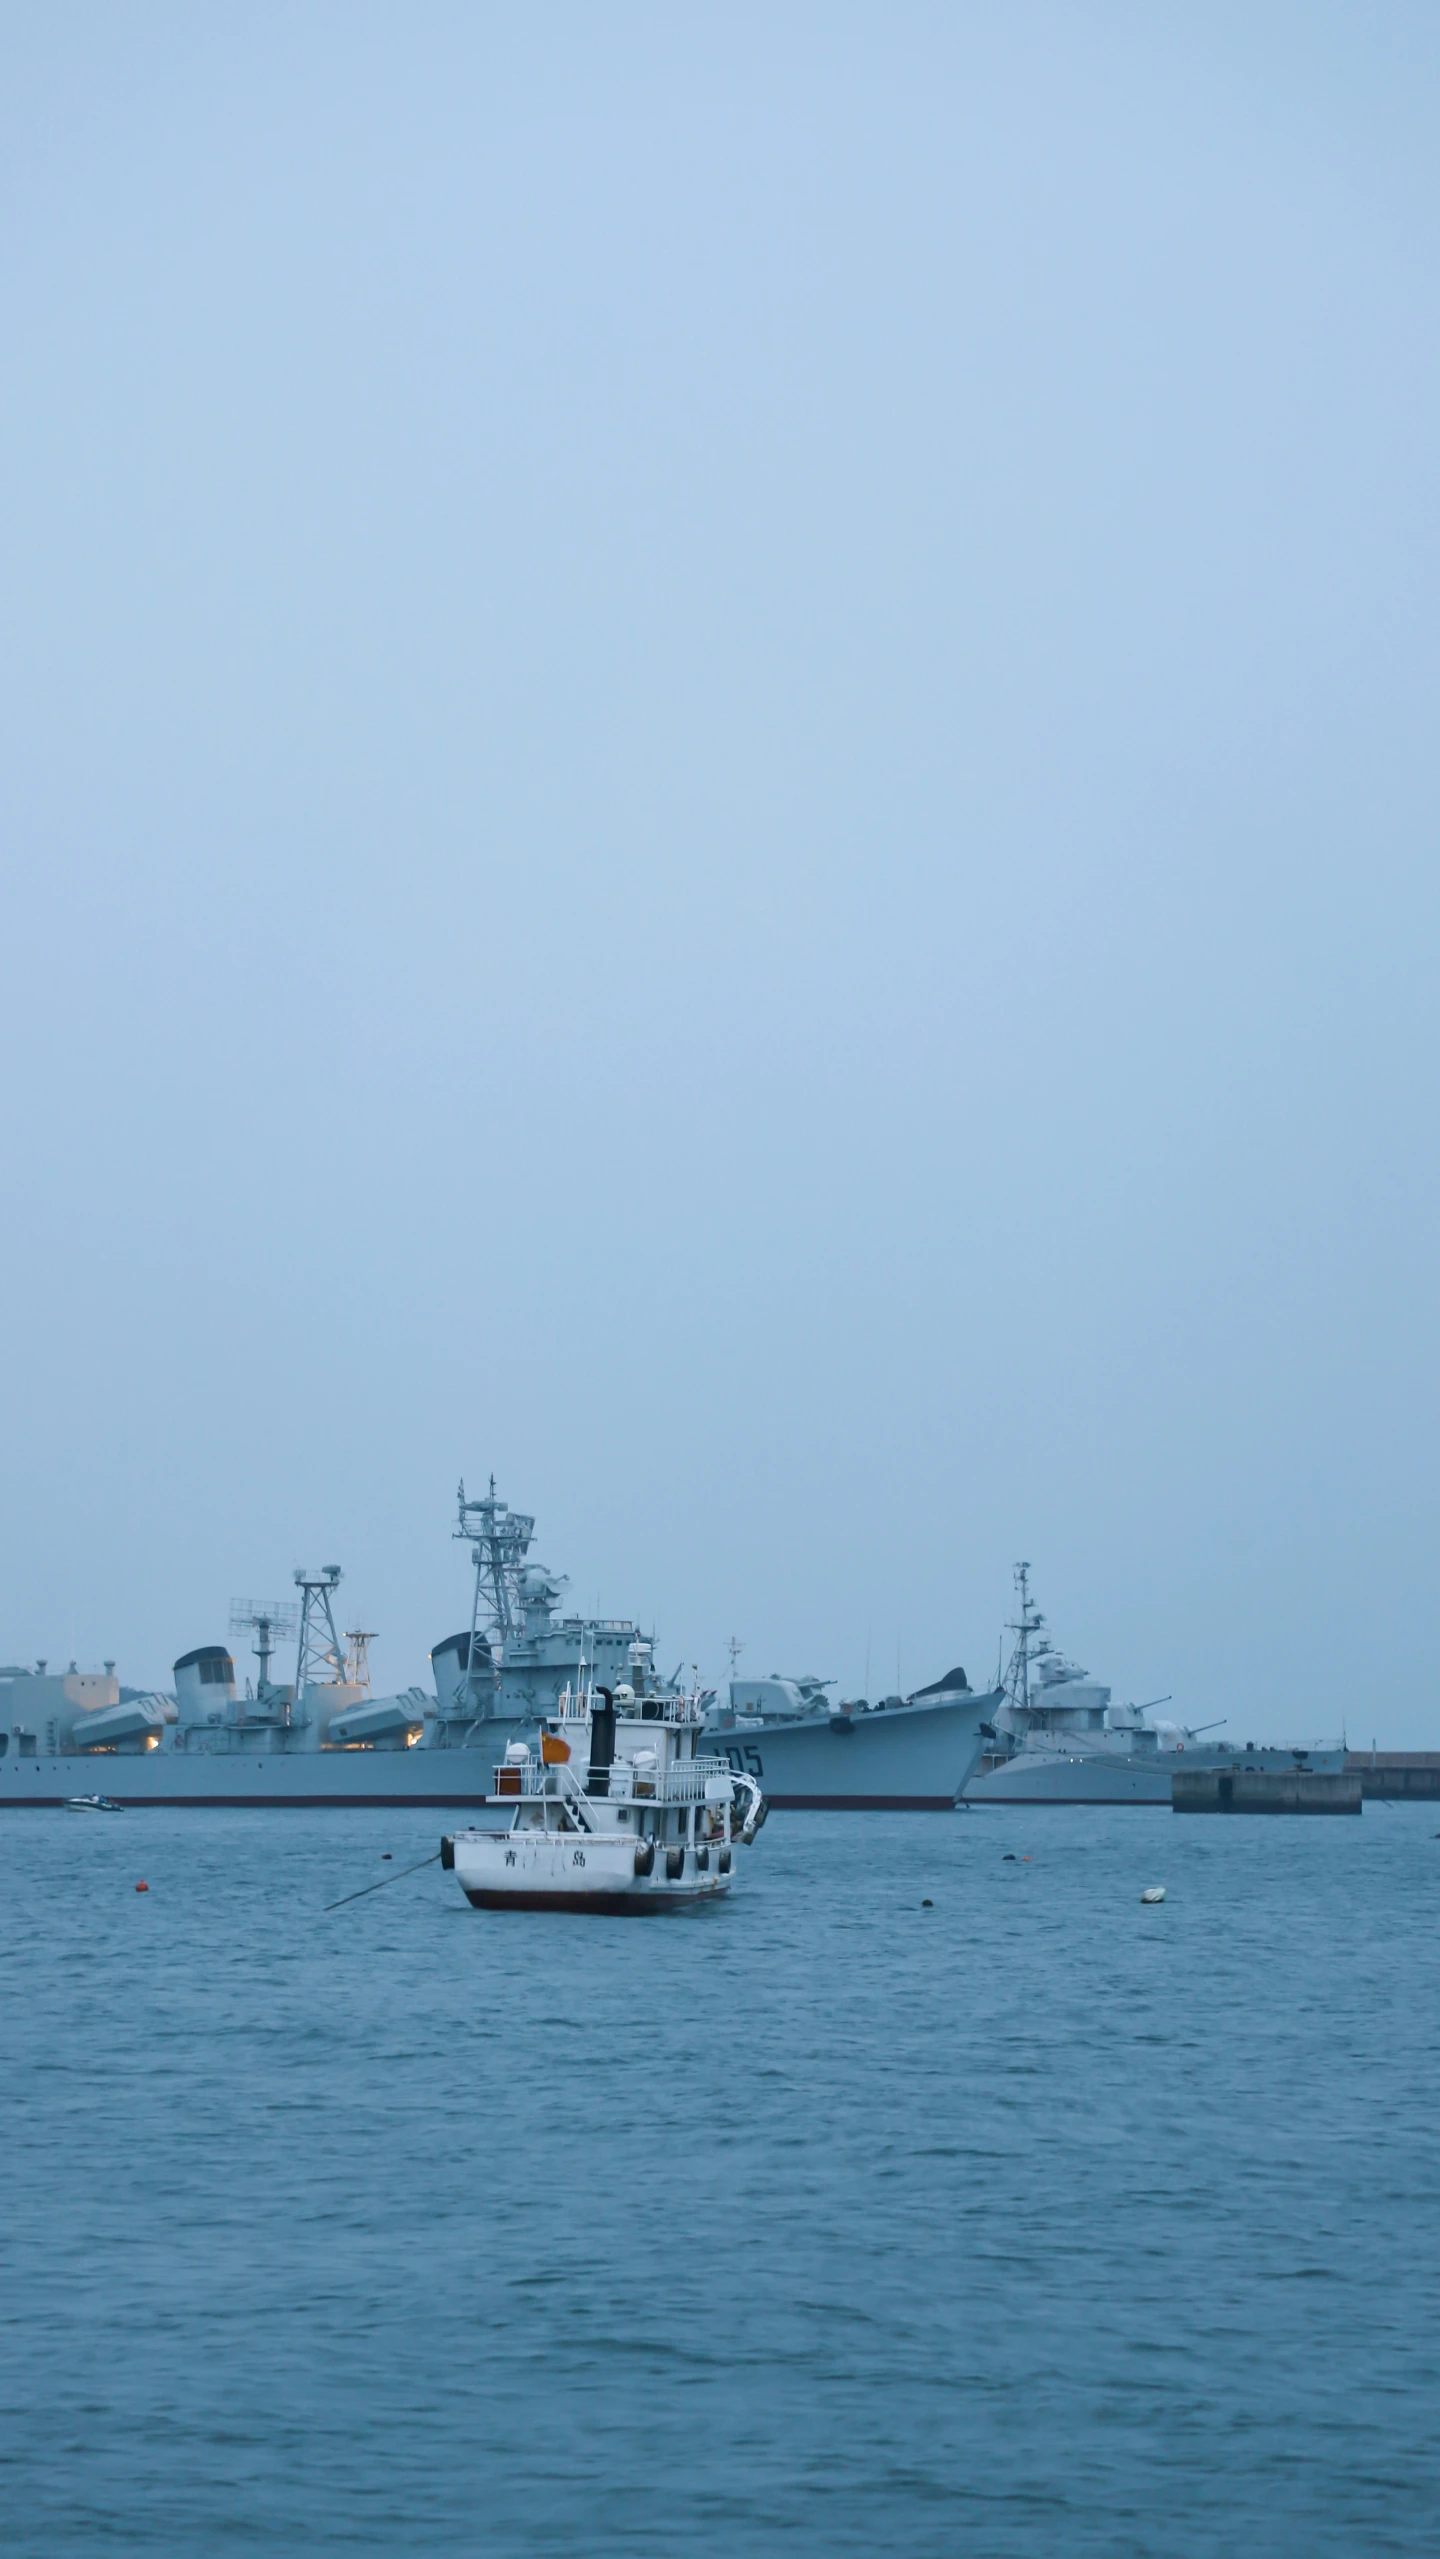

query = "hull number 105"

[{"left": 724, "top": 1746, "right": 764, "bottom": 1777}]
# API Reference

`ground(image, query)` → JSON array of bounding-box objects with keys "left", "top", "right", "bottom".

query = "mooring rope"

[{"left": 323, "top": 1849, "right": 443, "bottom": 1913}]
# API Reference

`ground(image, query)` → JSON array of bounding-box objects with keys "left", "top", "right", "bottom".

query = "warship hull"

[
  {"left": 965, "top": 1755, "right": 1178, "bottom": 1804},
  {"left": 0, "top": 1686, "right": 1002, "bottom": 1813},
  {"left": 0, "top": 1747, "right": 509, "bottom": 1809},
  {"left": 2, "top": 1692, "right": 997, "bottom": 1809},
  {"left": 965, "top": 1744, "right": 1349, "bottom": 1806},
  {"left": 704, "top": 1689, "right": 1000, "bottom": 1810}
]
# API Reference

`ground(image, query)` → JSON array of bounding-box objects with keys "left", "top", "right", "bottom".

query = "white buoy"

[{"left": 1140, "top": 1886, "right": 1166, "bottom": 1904}]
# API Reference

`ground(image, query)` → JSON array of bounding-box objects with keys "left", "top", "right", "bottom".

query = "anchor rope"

[{"left": 323, "top": 1849, "right": 443, "bottom": 1912}]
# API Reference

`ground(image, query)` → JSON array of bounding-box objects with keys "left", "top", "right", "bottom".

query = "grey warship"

[
  {"left": 707, "top": 1663, "right": 1000, "bottom": 1809},
  {"left": 0, "top": 1483, "right": 649, "bottom": 1809},
  {"left": 1, "top": 1481, "right": 999, "bottom": 1810},
  {"left": 964, "top": 1562, "right": 1345, "bottom": 1803}
]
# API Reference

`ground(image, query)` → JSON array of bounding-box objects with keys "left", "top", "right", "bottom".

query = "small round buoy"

[
  {"left": 135, "top": 1881, "right": 149, "bottom": 1894},
  {"left": 1140, "top": 1886, "right": 1166, "bottom": 1904},
  {"left": 921, "top": 1898, "right": 933, "bottom": 1908}
]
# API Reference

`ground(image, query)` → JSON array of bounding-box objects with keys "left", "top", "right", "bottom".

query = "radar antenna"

[{"left": 229, "top": 1598, "right": 299, "bottom": 1699}]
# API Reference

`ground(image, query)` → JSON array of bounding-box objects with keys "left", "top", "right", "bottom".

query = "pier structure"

[{"left": 1172, "top": 1769, "right": 1362, "bottom": 1815}]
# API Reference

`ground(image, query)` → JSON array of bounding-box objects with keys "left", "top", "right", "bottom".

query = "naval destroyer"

[
  {"left": 0, "top": 1483, "right": 994, "bottom": 1810},
  {"left": 0, "top": 1484, "right": 649, "bottom": 1808},
  {"left": 963, "top": 1563, "right": 1345, "bottom": 1803},
  {"left": 708, "top": 1665, "right": 998, "bottom": 1809}
]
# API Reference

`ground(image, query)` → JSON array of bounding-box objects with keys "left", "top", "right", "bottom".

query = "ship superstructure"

[
  {"left": 0, "top": 1483, "right": 667, "bottom": 1807},
  {"left": 428, "top": 1480, "right": 654, "bottom": 1746}
]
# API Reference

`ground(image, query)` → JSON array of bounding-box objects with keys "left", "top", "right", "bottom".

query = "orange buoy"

[{"left": 135, "top": 1881, "right": 149, "bottom": 1893}]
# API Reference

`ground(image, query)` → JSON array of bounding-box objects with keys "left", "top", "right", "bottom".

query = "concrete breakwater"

[
  {"left": 1173, "top": 1768, "right": 1363, "bottom": 1815},
  {"left": 1346, "top": 1753, "right": 1440, "bottom": 1800}
]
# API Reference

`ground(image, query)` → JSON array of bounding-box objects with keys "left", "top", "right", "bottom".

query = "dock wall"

[
  {"left": 1345, "top": 1753, "right": 1440, "bottom": 1801},
  {"left": 1172, "top": 1769, "right": 1362, "bottom": 1815}
]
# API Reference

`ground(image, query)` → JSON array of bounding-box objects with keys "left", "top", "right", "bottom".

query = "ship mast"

[
  {"left": 292, "top": 1567, "right": 348, "bottom": 1701},
  {"left": 1002, "top": 1561, "right": 1046, "bottom": 1723},
  {"left": 453, "top": 1476, "right": 536, "bottom": 1713}
]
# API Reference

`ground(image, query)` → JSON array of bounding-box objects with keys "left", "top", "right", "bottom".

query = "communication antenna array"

[{"left": 229, "top": 1598, "right": 299, "bottom": 1694}]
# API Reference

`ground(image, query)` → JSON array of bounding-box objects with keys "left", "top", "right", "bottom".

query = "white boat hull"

[{"left": 448, "top": 1827, "right": 732, "bottom": 1913}]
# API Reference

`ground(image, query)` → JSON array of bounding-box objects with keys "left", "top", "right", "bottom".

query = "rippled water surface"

[{"left": 4, "top": 1803, "right": 1439, "bottom": 2555}]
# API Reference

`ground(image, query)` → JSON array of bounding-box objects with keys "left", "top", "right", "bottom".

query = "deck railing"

[{"left": 492, "top": 1753, "right": 737, "bottom": 1806}]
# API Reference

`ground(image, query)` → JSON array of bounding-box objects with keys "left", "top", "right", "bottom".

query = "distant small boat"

[{"left": 64, "top": 1794, "right": 123, "bottom": 1812}]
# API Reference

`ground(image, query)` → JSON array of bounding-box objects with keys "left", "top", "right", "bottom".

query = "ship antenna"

[
  {"left": 453, "top": 1472, "right": 536, "bottom": 1714},
  {"left": 1001, "top": 1561, "right": 1045, "bottom": 1720},
  {"left": 229, "top": 1596, "right": 299, "bottom": 1704},
  {"left": 343, "top": 1629, "right": 377, "bottom": 1693}
]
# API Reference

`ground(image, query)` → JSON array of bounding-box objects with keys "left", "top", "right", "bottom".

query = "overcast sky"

[{"left": 2, "top": 3, "right": 1437, "bottom": 1743}]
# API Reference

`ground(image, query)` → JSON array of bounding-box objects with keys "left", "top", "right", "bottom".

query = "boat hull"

[
  {"left": 460, "top": 1887, "right": 718, "bottom": 1913},
  {"left": 966, "top": 1756, "right": 1176, "bottom": 1804},
  {"left": 3, "top": 1685, "right": 998, "bottom": 1813},
  {"left": 449, "top": 1828, "right": 731, "bottom": 1912},
  {"left": 0, "top": 1746, "right": 512, "bottom": 1809},
  {"left": 965, "top": 1744, "right": 1350, "bottom": 1805},
  {"left": 703, "top": 1688, "right": 999, "bottom": 1810}
]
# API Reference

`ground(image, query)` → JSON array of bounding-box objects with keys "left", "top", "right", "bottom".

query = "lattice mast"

[
  {"left": 1002, "top": 1561, "right": 1046, "bottom": 1722},
  {"left": 453, "top": 1477, "right": 537, "bottom": 1713},
  {"left": 292, "top": 1566, "right": 348, "bottom": 1699}
]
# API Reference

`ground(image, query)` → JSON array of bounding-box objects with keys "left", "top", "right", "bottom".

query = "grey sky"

[{"left": 2, "top": 4, "right": 1437, "bottom": 1742}]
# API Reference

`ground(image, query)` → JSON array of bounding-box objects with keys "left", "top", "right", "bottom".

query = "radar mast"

[
  {"left": 1002, "top": 1561, "right": 1047, "bottom": 1724},
  {"left": 453, "top": 1477, "right": 537, "bottom": 1714},
  {"left": 292, "top": 1566, "right": 347, "bottom": 1700}
]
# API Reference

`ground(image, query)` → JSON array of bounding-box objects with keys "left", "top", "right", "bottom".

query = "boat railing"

[
  {"left": 553, "top": 1684, "right": 706, "bottom": 1728},
  {"left": 491, "top": 1753, "right": 740, "bottom": 1807},
  {"left": 630, "top": 1753, "right": 737, "bottom": 1802}
]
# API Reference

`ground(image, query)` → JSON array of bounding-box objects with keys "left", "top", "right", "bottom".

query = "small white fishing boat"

[
  {"left": 63, "top": 1794, "right": 123, "bottom": 1812},
  {"left": 442, "top": 1671, "right": 766, "bottom": 1913}
]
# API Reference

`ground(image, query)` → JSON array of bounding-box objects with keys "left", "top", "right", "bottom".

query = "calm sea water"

[{"left": 3, "top": 1802, "right": 1438, "bottom": 2556}]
